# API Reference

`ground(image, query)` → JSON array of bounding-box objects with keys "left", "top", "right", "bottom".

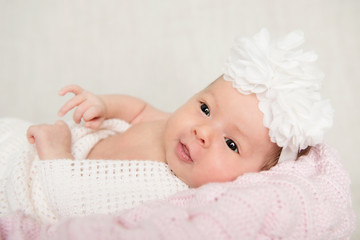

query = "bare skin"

[
  {"left": 27, "top": 120, "right": 73, "bottom": 160},
  {"left": 27, "top": 76, "right": 278, "bottom": 188},
  {"left": 87, "top": 120, "right": 167, "bottom": 162}
]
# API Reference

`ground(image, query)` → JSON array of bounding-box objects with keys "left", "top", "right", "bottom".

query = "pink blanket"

[{"left": 0, "top": 144, "right": 356, "bottom": 239}]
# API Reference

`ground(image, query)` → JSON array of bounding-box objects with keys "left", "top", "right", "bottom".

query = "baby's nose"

[{"left": 193, "top": 125, "right": 212, "bottom": 147}]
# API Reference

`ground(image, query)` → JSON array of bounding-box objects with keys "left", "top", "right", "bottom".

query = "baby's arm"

[
  {"left": 58, "top": 85, "right": 169, "bottom": 129},
  {"left": 27, "top": 120, "right": 74, "bottom": 160}
]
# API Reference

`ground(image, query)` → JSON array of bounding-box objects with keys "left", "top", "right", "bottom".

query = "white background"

[{"left": 1, "top": 0, "right": 359, "bottom": 237}]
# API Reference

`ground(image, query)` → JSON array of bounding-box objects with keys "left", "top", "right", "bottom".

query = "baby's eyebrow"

[
  {"left": 233, "top": 125, "right": 243, "bottom": 138},
  {"left": 201, "top": 91, "right": 218, "bottom": 109}
]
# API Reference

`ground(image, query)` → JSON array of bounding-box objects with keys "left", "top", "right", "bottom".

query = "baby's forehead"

[
  {"left": 203, "top": 80, "right": 261, "bottom": 118},
  {"left": 199, "top": 80, "right": 226, "bottom": 97},
  {"left": 203, "top": 79, "right": 258, "bottom": 103}
]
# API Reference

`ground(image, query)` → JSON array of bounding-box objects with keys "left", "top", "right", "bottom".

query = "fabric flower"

[{"left": 223, "top": 29, "right": 334, "bottom": 161}]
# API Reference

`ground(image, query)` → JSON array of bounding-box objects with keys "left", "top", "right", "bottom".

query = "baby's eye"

[
  {"left": 225, "top": 138, "right": 239, "bottom": 153},
  {"left": 200, "top": 102, "right": 210, "bottom": 116}
]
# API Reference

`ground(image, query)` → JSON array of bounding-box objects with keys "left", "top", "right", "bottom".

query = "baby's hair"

[{"left": 261, "top": 146, "right": 312, "bottom": 171}]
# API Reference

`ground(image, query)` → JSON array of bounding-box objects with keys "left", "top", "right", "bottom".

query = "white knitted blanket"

[
  {"left": 0, "top": 118, "right": 188, "bottom": 223},
  {"left": 0, "top": 142, "right": 356, "bottom": 239}
]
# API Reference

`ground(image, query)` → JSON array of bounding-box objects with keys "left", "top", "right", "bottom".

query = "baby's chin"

[
  {"left": 169, "top": 169, "right": 195, "bottom": 188},
  {"left": 183, "top": 178, "right": 213, "bottom": 188}
]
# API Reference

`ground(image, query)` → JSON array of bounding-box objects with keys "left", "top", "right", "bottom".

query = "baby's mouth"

[{"left": 176, "top": 142, "right": 193, "bottom": 163}]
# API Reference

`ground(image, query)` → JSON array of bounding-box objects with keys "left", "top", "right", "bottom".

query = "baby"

[
  {"left": 27, "top": 29, "right": 333, "bottom": 189},
  {"left": 28, "top": 77, "right": 278, "bottom": 188}
]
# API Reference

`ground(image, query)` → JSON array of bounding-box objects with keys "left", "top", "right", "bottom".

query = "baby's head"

[{"left": 164, "top": 29, "right": 333, "bottom": 188}]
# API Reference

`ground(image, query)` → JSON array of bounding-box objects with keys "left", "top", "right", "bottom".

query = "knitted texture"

[
  {"left": 0, "top": 118, "right": 188, "bottom": 223},
  {"left": 0, "top": 143, "right": 356, "bottom": 239}
]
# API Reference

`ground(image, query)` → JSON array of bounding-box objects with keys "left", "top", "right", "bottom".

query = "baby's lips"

[
  {"left": 183, "top": 144, "right": 192, "bottom": 160},
  {"left": 177, "top": 142, "right": 194, "bottom": 163},
  {"left": 182, "top": 142, "right": 194, "bottom": 163}
]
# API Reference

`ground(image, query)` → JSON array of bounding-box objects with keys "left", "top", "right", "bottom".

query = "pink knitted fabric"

[{"left": 0, "top": 144, "right": 356, "bottom": 240}]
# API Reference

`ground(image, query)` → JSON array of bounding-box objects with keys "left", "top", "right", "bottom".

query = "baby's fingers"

[
  {"left": 58, "top": 94, "right": 87, "bottom": 117},
  {"left": 58, "top": 85, "right": 84, "bottom": 96},
  {"left": 83, "top": 106, "right": 104, "bottom": 129},
  {"left": 83, "top": 106, "right": 103, "bottom": 122},
  {"left": 26, "top": 126, "right": 37, "bottom": 144},
  {"left": 72, "top": 102, "right": 92, "bottom": 124},
  {"left": 85, "top": 118, "right": 104, "bottom": 130},
  {"left": 27, "top": 135, "right": 35, "bottom": 144}
]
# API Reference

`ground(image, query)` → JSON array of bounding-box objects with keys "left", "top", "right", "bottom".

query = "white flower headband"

[{"left": 223, "top": 29, "right": 334, "bottom": 162}]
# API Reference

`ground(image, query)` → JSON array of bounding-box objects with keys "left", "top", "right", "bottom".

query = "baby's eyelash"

[
  {"left": 225, "top": 138, "right": 239, "bottom": 153},
  {"left": 200, "top": 102, "right": 210, "bottom": 116}
]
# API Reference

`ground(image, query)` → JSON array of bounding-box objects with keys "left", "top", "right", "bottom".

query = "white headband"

[{"left": 223, "top": 29, "right": 333, "bottom": 162}]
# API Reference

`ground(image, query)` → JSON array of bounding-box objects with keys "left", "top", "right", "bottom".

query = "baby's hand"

[
  {"left": 26, "top": 120, "right": 74, "bottom": 160},
  {"left": 58, "top": 85, "right": 107, "bottom": 129}
]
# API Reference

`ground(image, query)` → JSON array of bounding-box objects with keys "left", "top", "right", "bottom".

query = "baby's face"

[{"left": 164, "top": 76, "right": 277, "bottom": 188}]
